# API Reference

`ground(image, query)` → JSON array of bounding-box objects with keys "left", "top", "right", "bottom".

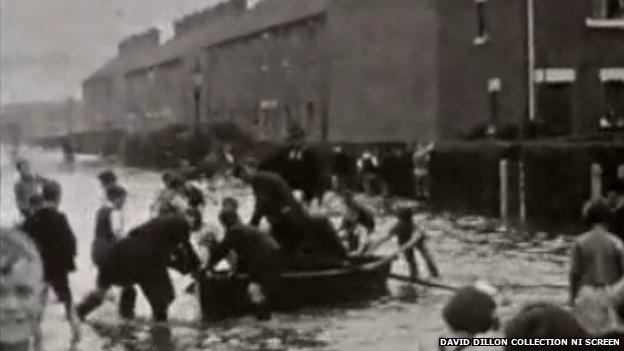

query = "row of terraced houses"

[
  {"left": 81, "top": 0, "right": 437, "bottom": 144},
  {"left": 80, "top": 0, "right": 624, "bottom": 145}
]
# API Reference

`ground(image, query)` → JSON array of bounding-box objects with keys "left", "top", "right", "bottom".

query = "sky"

[{"left": 0, "top": 0, "right": 263, "bottom": 105}]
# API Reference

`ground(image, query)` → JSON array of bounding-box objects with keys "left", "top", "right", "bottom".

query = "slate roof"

[{"left": 85, "top": 0, "right": 331, "bottom": 82}]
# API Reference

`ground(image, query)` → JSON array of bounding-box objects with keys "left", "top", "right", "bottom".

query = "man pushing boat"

[
  {"left": 234, "top": 158, "right": 346, "bottom": 269},
  {"left": 205, "top": 206, "right": 282, "bottom": 320}
]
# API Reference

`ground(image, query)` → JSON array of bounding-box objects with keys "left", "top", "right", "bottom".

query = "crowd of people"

[
  {"left": 2, "top": 149, "right": 623, "bottom": 350},
  {"left": 1, "top": 153, "right": 441, "bottom": 349}
]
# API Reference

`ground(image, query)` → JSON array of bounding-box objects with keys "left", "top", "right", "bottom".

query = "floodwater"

[{"left": 0, "top": 146, "right": 569, "bottom": 351}]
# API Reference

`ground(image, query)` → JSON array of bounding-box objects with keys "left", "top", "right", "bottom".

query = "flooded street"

[{"left": 1, "top": 147, "right": 570, "bottom": 351}]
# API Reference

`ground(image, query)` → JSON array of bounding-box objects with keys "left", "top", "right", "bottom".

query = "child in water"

[
  {"left": 373, "top": 207, "right": 439, "bottom": 279},
  {"left": 22, "top": 181, "right": 81, "bottom": 343},
  {"left": 187, "top": 197, "right": 240, "bottom": 270},
  {"left": 338, "top": 191, "right": 376, "bottom": 255},
  {"left": 0, "top": 227, "right": 45, "bottom": 351}
]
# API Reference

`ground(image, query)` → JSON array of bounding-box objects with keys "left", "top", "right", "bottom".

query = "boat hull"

[{"left": 198, "top": 256, "right": 391, "bottom": 320}]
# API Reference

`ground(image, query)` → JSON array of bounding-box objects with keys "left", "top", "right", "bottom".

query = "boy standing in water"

[
  {"left": 570, "top": 199, "right": 624, "bottom": 334},
  {"left": 338, "top": 191, "right": 376, "bottom": 254},
  {"left": 373, "top": 207, "right": 439, "bottom": 279},
  {"left": 22, "top": 181, "right": 81, "bottom": 342}
]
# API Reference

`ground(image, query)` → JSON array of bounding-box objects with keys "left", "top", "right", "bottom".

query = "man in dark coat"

[
  {"left": 331, "top": 146, "right": 356, "bottom": 191},
  {"left": 207, "top": 209, "right": 282, "bottom": 320},
  {"left": 297, "top": 215, "right": 348, "bottom": 269},
  {"left": 78, "top": 214, "right": 195, "bottom": 322},
  {"left": 23, "top": 180, "right": 80, "bottom": 341},
  {"left": 238, "top": 159, "right": 308, "bottom": 254}
]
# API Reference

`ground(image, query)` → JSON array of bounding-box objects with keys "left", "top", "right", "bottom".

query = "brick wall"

[{"left": 326, "top": 0, "right": 438, "bottom": 143}]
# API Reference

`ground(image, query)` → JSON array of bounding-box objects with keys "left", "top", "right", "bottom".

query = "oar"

[{"left": 388, "top": 273, "right": 457, "bottom": 291}]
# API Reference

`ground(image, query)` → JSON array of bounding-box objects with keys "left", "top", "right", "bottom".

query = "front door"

[{"left": 537, "top": 84, "right": 572, "bottom": 135}]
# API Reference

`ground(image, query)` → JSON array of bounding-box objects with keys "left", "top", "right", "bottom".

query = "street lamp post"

[
  {"left": 191, "top": 63, "right": 204, "bottom": 135},
  {"left": 191, "top": 63, "right": 204, "bottom": 162}
]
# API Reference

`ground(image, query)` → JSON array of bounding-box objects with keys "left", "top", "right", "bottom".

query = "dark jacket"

[
  {"left": 209, "top": 224, "right": 281, "bottom": 280},
  {"left": 332, "top": 150, "right": 355, "bottom": 177},
  {"left": 390, "top": 220, "right": 416, "bottom": 245},
  {"left": 100, "top": 214, "right": 192, "bottom": 285},
  {"left": 299, "top": 216, "right": 347, "bottom": 264},
  {"left": 249, "top": 171, "right": 303, "bottom": 226},
  {"left": 23, "top": 207, "right": 77, "bottom": 280}
]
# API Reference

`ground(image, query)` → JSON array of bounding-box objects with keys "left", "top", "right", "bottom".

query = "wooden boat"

[
  {"left": 197, "top": 255, "right": 392, "bottom": 321},
  {"left": 196, "top": 233, "right": 435, "bottom": 321}
]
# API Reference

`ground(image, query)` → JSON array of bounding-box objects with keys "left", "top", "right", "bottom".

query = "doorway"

[{"left": 537, "top": 84, "right": 572, "bottom": 135}]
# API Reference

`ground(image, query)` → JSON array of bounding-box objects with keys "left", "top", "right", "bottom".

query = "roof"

[{"left": 85, "top": 0, "right": 331, "bottom": 80}]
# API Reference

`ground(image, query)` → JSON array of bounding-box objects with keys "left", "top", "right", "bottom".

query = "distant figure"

[
  {"left": 61, "top": 136, "right": 75, "bottom": 165},
  {"left": 219, "top": 144, "right": 236, "bottom": 175},
  {"left": 331, "top": 145, "right": 356, "bottom": 191},
  {"left": 374, "top": 207, "right": 439, "bottom": 279},
  {"left": 14, "top": 159, "right": 46, "bottom": 219},
  {"left": 570, "top": 199, "right": 624, "bottom": 334},
  {"left": 0, "top": 228, "right": 45, "bottom": 351},
  {"left": 207, "top": 208, "right": 282, "bottom": 320},
  {"left": 436, "top": 284, "right": 500, "bottom": 351},
  {"left": 22, "top": 181, "right": 80, "bottom": 343},
  {"left": 504, "top": 303, "right": 587, "bottom": 350},
  {"left": 338, "top": 191, "right": 376, "bottom": 254},
  {"left": 413, "top": 143, "right": 433, "bottom": 200},
  {"left": 357, "top": 149, "right": 382, "bottom": 196},
  {"left": 91, "top": 185, "right": 138, "bottom": 319},
  {"left": 379, "top": 148, "right": 404, "bottom": 198}
]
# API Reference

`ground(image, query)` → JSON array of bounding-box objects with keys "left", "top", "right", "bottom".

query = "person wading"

[
  {"left": 206, "top": 208, "right": 282, "bottom": 320},
  {"left": 22, "top": 181, "right": 81, "bottom": 343},
  {"left": 235, "top": 158, "right": 307, "bottom": 260},
  {"left": 77, "top": 214, "right": 196, "bottom": 322},
  {"left": 570, "top": 199, "right": 624, "bottom": 334}
]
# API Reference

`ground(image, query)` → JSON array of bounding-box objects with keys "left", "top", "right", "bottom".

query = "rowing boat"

[{"left": 197, "top": 255, "right": 392, "bottom": 321}]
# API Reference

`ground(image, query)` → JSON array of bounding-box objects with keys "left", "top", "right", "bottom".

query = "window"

[
  {"left": 474, "top": 0, "right": 489, "bottom": 45},
  {"left": 587, "top": 0, "right": 624, "bottom": 27},
  {"left": 606, "top": 0, "right": 624, "bottom": 18},
  {"left": 603, "top": 82, "right": 624, "bottom": 129}
]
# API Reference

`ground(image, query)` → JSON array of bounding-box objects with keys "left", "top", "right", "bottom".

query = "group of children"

[{"left": 5, "top": 155, "right": 624, "bottom": 351}]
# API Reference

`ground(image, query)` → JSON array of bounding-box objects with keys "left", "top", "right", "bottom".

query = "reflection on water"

[
  {"left": 86, "top": 317, "right": 332, "bottom": 351},
  {"left": 394, "top": 285, "right": 420, "bottom": 304}
]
